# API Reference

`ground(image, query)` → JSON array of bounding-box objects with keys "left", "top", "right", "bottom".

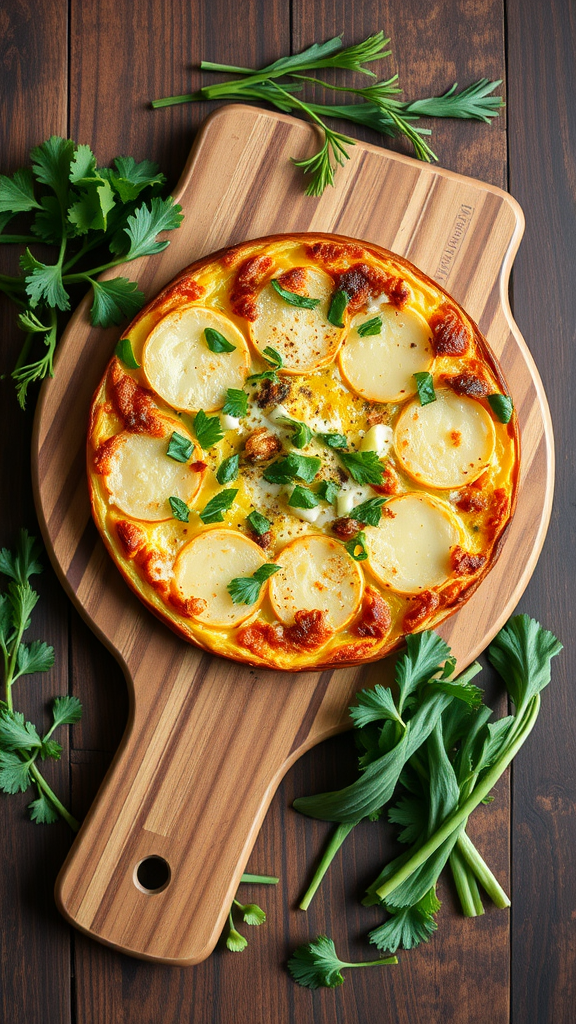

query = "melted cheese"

[
  {"left": 103, "top": 431, "right": 204, "bottom": 521},
  {"left": 394, "top": 390, "right": 496, "bottom": 488},
  {"left": 365, "top": 494, "right": 462, "bottom": 593},
  {"left": 269, "top": 535, "right": 363, "bottom": 628},
  {"left": 249, "top": 268, "right": 344, "bottom": 373},
  {"left": 339, "top": 305, "right": 433, "bottom": 402},
  {"left": 172, "top": 528, "right": 267, "bottom": 627},
  {"left": 142, "top": 306, "right": 250, "bottom": 412}
]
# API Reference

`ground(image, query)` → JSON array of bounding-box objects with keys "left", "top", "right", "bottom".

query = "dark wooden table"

[{"left": 1, "top": 1, "right": 573, "bottom": 1021}]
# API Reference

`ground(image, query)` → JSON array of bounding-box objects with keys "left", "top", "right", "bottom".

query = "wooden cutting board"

[{"left": 32, "top": 104, "right": 554, "bottom": 965}]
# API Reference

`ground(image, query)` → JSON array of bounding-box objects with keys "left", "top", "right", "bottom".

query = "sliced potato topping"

[
  {"left": 394, "top": 389, "right": 496, "bottom": 489},
  {"left": 172, "top": 529, "right": 267, "bottom": 627},
  {"left": 103, "top": 430, "right": 204, "bottom": 522},
  {"left": 269, "top": 535, "right": 363, "bottom": 629},
  {"left": 365, "top": 494, "right": 463, "bottom": 594},
  {"left": 339, "top": 305, "right": 433, "bottom": 402},
  {"left": 249, "top": 268, "right": 344, "bottom": 373},
  {"left": 142, "top": 306, "right": 250, "bottom": 412}
]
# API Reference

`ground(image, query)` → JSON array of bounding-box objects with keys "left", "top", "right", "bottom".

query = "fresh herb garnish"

[
  {"left": 317, "top": 432, "right": 348, "bottom": 450},
  {"left": 222, "top": 388, "right": 248, "bottom": 419},
  {"left": 337, "top": 449, "right": 384, "bottom": 485},
  {"left": 204, "top": 327, "right": 236, "bottom": 352},
  {"left": 349, "top": 496, "right": 387, "bottom": 526},
  {"left": 488, "top": 393, "right": 514, "bottom": 423},
  {"left": 247, "top": 346, "right": 284, "bottom": 384},
  {"left": 0, "top": 138, "right": 182, "bottom": 406},
  {"left": 327, "top": 289, "right": 349, "bottom": 328},
  {"left": 169, "top": 496, "right": 190, "bottom": 522},
  {"left": 345, "top": 531, "right": 369, "bottom": 561},
  {"left": 356, "top": 315, "right": 383, "bottom": 337},
  {"left": 288, "top": 935, "right": 397, "bottom": 989},
  {"left": 199, "top": 488, "right": 238, "bottom": 524},
  {"left": 0, "top": 531, "right": 81, "bottom": 830},
  {"left": 167, "top": 431, "right": 194, "bottom": 463},
  {"left": 227, "top": 563, "right": 281, "bottom": 605},
  {"left": 276, "top": 415, "right": 312, "bottom": 449},
  {"left": 271, "top": 278, "right": 320, "bottom": 309},
  {"left": 224, "top": 873, "right": 279, "bottom": 953},
  {"left": 288, "top": 485, "right": 319, "bottom": 510},
  {"left": 263, "top": 452, "right": 321, "bottom": 484},
  {"left": 193, "top": 409, "right": 225, "bottom": 449},
  {"left": 114, "top": 336, "right": 140, "bottom": 368},
  {"left": 317, "top": 480, "right": 340, "bottom": 503},
  {"left": 216, "top": 454, "right": 240, "bottom": 485},
  {"left": 246, "top": 510, "right": 272, "bottom": 536},
  {"left": 413, "top": 371, "right": 436, "bottom": 406}
]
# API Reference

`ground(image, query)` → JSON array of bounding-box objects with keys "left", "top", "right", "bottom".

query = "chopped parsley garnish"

[
  {"left": 337, "top": 449, "right": 384, "bottom": 485},
  {"left": 246, "top": 510, "right": 271, "bottom": 536},
  {"left": 167, "top": 431, "right": 194, "bottom": 463},
  {"left": 222, "top": 388, "right": 248, "bottom": 419},
  {"left": 413, "top": 371, "right": 436, "bottom": 406},
  {"left": 356, "top": 315, "right": 383, "bottom": 337},
  {"left": 271, "top": 278, "right": 320, "bottom": 309},
  {"left": 277, "top": 415, "right": 312, "bottom": 449},
  {"left": 349, "top": 496, "right": 387, "bottom": 526},
  {"left": 345, "top": 531, "right": 369, "bottom": 561},
  {"left": 317, "top": 480, "right": 339, "bottom": 504},
  {"left": 317, "top": 432, "right": 348, "bottom": 450},
  {"left": 263, "top": 452, "right": 321, "bottom": 484},
  {"left": 114, "top": 336, "right": 140, "bottom": 368},
  {"left": 488, "top": 393, "right": 514, "bottom": 423},
  {"left": 204, "top": 327, "right": 236, "bottom": 352},
  {"left": 193, "top": 409, "right": 225, "bottom": 449},
  {"left": 288, "top": 485, "right": 319, "bottom": 510},
  {"left": 216, "top": 454, "right": 239, "bottom": 485},
  {"left": 169, "top": 495, "right": 190, "bottom": 522},
  {"left": 247, "top": 346, "right": 284, "bottom": 384},
  {"left": 199, "top": 488, "right": 238, "bottom": 524},
  {"left": 327, "top": 289, "right": 349, "bottom": 328},
  {"left": 227, "top": 563, "right": 281, "bottom": 605}
]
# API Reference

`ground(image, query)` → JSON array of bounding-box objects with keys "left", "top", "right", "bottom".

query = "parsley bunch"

[
  {"left": 152, "top": 32, "right": 504, "bottom": 196},
  {"left": 0, "top": 531, "right": 81, "bottom": 829},
  {"left": 0, "top": 137, "right": 183, "bottom": 407}
]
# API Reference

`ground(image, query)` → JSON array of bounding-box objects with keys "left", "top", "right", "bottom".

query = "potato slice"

[
  {"left": 172, "top": 529, "right": 267, "bottom": 627},
  {"left": 339, "top": 305, "right": 433, "bottom": 402},
  {"left": 249, "top": 268, "right": 344, "bottom": 373},
  {"left": 142, "top": 306, "right": 250, "bottom": 412},
  {"left": 394, "top": 389, "right": 496, "bottom": 489},
  {"left": 103, "top": 429, "right": 204, "bottom": 522},
  {"left": 269, "top": 535, "right": 363, "bottom": 629},
  {"left": 365, "top": 494, "right": 463, "bottom": 593}
]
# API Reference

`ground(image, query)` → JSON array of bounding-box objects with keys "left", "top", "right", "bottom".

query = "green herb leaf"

[
  {"left": 199, "top": 488, "right": 238, "bottom": 524},
  {"left": 349, "top": 684, "right": 405, "bottom": 729},
  {"left": 169, "top": 496, "right": 190, "bottom": 522},
  {"left": 395, "top": 631, "right": 452, "bottom": 714},
  {"left": 0, "top": 530, "right": 43, "bottom": 585},
  {"left": 277, "top": 415, "right": 312, "bottom": 449},
  {"left": 222, "top": 388, "right": 248, "bottom": 419},
  {"left": 488, "top": 393, "right": 514, "bottom": 423},
  {"left": 115, "top": 336, "right": 141, "bottom": 368},
  {"left": 403, "top": 79, "right": 504, "bottom": 123},
  {"left": 15, "top": 640, "right": 55, "bottom": 677},
  {"left": 317, "top": 480, "right": 339, "bottom": 503},
  {"left": 356, "top": 315, "right": 383, "bottom": 337},
  {"left": 227, "top": 563, "right": 281, "bottom": 605},
  {"left": 345, "top": 532, "right": 369, "bottom": 561},
  {"left": 488, "top": 614, "right": 562, "bottom": 712},
  {"left": 288, "top": 934, "right": 397, "bottom": 989},
  {"left": 109, "top": 156, "right": 166, "bottom": 202},
  {"left": 263, "top": 452, "right": 321, "bottom": 484},
  {"left": 338, "top": 450, "right": 384, "bottom": 485},
  {"left": 0, "top": 168, "right": 40, "bottom": 213},
  {"left": 317, "top": 432, "right": 348, "bottom": 450},
  {"left": 90, "top": 277, "right": 145, "bottom": 328},
  {"left": 0, "top": 710, "right": 42, "bottom": 751},
  {"left": 21, "top": 249, "right": 70, "bottom": 311},
  {"left": 271, "top": 278, "right": 320, "bottom": 309},
  {"left": 349, "top": 496, "right": 387, "bottom": 526},
  {"left": 246, "top": 510, "right": 271, "bottom": 536},
  {"left": 30, "top": 136, "right": 75, "bottom": 208},
  {"left": 204, "top": 327, "right": 236, "bottom": 352},
  {"left": 288, "top": 485, "right": 318, "bottom": 509},
  {"left": 68, "top": 143, "right": 97, "bottom": 182},
  {"left": 327, "top": 289, "right": 349, "bottom": 327},
  {"left": 193, "top": 409, "right": 225, "bottom": 449},
  {"left": 30, "top": 195, "right": 63, "bottom": 243},
  {"left": 413, "top": 371, "right": 436, "bottom": 406},
  {"left": 28, "top": 791, "right": 60, "bottom": 825},
  {"left": 216, "top": 454, "right": 240, "bottom": 485},
  {"left": 234, "top": 900, "right": 267, "bottom": 925},
  {"left": 262, "top": 345, "right": 283, "bottom": 369},
  {"left": 51, "top": 695, "right": 83, "bottom": 728},
  {"left": 0, "top": 751, "right": 32, "bottom": 794},
  {"left": 67, "top": 178, "right": 116, "bottom": 234},
  {"left": 41, "top": 739, "right": 63, "bottom": 760},
  {"left": 115, "top": 196, "right": 183, "bottom": 259},
  {"left": 226, "top": 927, "right": 248, "bottom": 952},
  {"left": 167, "top": 431, "right": 194, "bottom": 463},
  {"left": 368, "top": 892, "right": 440, "bottom": 954}
]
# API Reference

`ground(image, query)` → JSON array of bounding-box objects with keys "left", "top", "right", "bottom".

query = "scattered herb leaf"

[
  {"left": 204, "top": 327, "right": 236, "bottom": 353},
  {"left": 169, "top": 496, "right": 190, "bottom": 522},
  {"left": 246, "top": 510, "right": 272, "bottom": 536},
  {"left": 194, "top": 409, "right": 225, "bottom": 449},
  {"left": 167, "top": 431, "right": 194, "bottom": 463},
  {"left": 114, "top": 336, "right": 140, "bottom": 368},
  {"left": 271, "top": 278, "right": 320, "bottom": 308},
  {"left": 357, "top": 315, "right": 383, "bottom": 337},
  {"left": 227, "top": 563, "right": 281, "bottom": 605},
  {"left": 222, "top": 388, "right": 248, "bottom": 419},
  {"left": 198, "top": 488, "right": 238, "bottom": 524},
  {"left": 216, "top": 454, "right": 240, "bottom": 485},
  {"left": 413, "top": 371, "right": 436, "bottom": 406},
  {"left": 345, "top": 531, "right": 369, "bottom": 561},
  {"left": 288, "top": 485, "right": 319, "bottom": 510},
  {"left": 338, "top": 449, "right": 384, "bottom": 485},
  {"left": 488, "top": 393, "right": 514, "bottom": 423},
  {"left": 327, "top": 289, "right": 349, "bottom": 327}
]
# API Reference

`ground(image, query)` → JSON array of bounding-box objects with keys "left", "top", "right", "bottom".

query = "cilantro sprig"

[
  {"left": 288, "top": 934, "right": 397, "bottom": 989},
  {"left": 0, "top": 137, "right": 182, "bottom": 407},
  {"left": 0, "top": 531, "right": 81, "bottom": 829}
]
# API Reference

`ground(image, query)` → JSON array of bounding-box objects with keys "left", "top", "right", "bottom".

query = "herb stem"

[
  {"left": 0, "top": 235, "right": 39, "bottom": 245},
  {"left": 299, "top": 821, "right": 358, "bottom": 910},
  {"left": 456, "top": 830, "right": 510, "bottom": 909},
  {"left": 240, "top": 873, "right": 279, "bottom": 884},
  {"left": 450, "top": 844, "right": 484, "bottom": 916},
  {"left": 29, "top": 762, "right": 79, "bottom": 831}
]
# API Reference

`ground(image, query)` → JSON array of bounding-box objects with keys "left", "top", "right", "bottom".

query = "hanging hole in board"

[{"left": 134, "top": 855, "right": 171, "bottom": 894}]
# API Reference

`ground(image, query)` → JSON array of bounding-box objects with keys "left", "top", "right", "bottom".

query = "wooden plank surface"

[{"left": 0, "top": 0, "right": 573, "bottom": 1021}]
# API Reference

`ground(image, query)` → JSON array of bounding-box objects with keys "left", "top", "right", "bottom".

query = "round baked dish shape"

[{"left": 87, "top": 233, "right": 520, "bottom": 671}]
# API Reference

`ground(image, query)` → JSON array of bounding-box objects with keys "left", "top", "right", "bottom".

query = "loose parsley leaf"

[
  {"left": 263, "top": 452, "right": 321, "bottom": 484},
  {"left": 338, "top": 450, "right": 384, "bottom": 485},
  {"left": 199, "top": 488, "right": 238, "bottom": 524},
  {"left": 327, "top": 289, "right": 349, "bottom": 327},
  {"left": 169, "top": 496, "right": 190, "bottom": 522},
  {"left": 90, "top": 277, "right": 145, "bottom": 327},
  {"left": 413, "top": 371, "right": 436, "bottom": 406},
  {"left": 488, "top": 393, "right": 514, "bottom": 423},
  {"left": 21, "top": 249, "right": 70, "bottom": 311},
  {"left": 15, "top": 640, "right": 55, "bottom": 677},
  {"left": 0, "top": 751, "right": 32, "bottom": 794},
  {"left": 357, "top": 315, "right": 383, "bottom": 337},
  {"left": 216, "top": 454, "right": 240, "bottom": 485},
  {"left": 288, "top": 485, "right": 318, "bottom": 509},
  {"left": 247, "top": 510, "right": 271, "bottom": 535},
  {"left": 28, "top": 791, "right": 60, "bottom": 825},
  {"left": 227, "top": 563, "right": 281, "bottom": 605},
  {"left": 194, "top": 409, "right": 225, "bottom": 449},
  {"left": 345, "top": 531, "right": 369, "bottom": 561},
  {"left": 317, "top": 480, "right": 339, "bottom": 503},
  {"left": 222, "top": 388, "right": 248, "bottom": 419},
  {"left": 0, "top": 710, "right": 42, "bottom": 751},
  {"left": 167, "top": 431, "right": 194, "bottom": 463},
  {"left": 0, "top": 168, "right": 40, "bottom": 213},
  {"left": 271, "top": 278, "right": 320, "bottom": 309},
  {"left": 118, "top": 196, "right": 184, "bottom": 259},
  {"left": 51, "top": 695, "right": 83, "bottom": 728},
  {"left": 204, "top": 327, "right": 236, "bottom": 352},
  {"left": 115, "top": 336, "right": 141, "bottom": 369},
  {"left": 349, "top": 496, "right": 387, "bottom": 526},
  {"left": 277, "top": 415, "right": 312, "bottom": 449},
  {"left": 288, "top": 934, "right": 397, "bottom": 989},
  {"left": 317, "top": 432, "right": 348, "bottom": 450}
]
